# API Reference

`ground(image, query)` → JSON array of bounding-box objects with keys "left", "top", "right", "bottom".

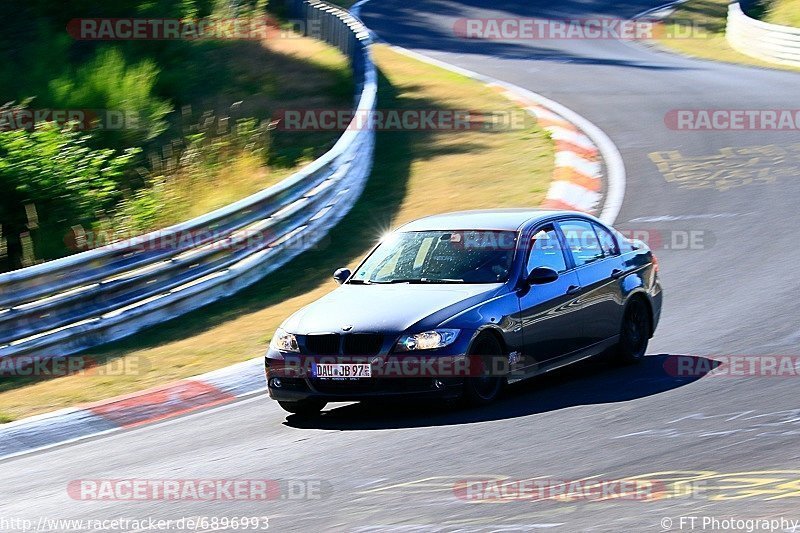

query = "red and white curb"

[
  {"left": 0, "top": 358, "right": 264, "bottom": 460},
  {"left": 372, "top": 45, "right": 626, "bottom": 225},
  {"left": 495, "top": 88, "right": 603, "bottom": 214},
  {"left": 0, "top": 16, "right": 627, "bottom": 462},
  {"left": 352, "top": 0, "right": 625, "bottom": 222}
]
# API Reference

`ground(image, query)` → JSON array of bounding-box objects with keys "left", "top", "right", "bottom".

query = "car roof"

[{"left": 396, "top": 209, "right": 594, "bottom": 232}]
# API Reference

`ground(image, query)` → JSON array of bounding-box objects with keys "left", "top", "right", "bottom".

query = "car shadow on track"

[{"left": 283, "top": 354, "right": 719, "bottom": 430}]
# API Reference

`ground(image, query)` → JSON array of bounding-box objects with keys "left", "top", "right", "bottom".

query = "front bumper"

[
  {"left": 263, "top": 327, "right": 501, "bottom": 402},
  {"left": 264, "top": 354, "right": 467, "bottom": 402},
  {"left": 265, "top": 374, "right": 464, "bottom": 402}
]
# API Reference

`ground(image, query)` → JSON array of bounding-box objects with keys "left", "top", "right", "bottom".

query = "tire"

[
  {"left": 463, "top": 334, "right": 505, "bottom": 406},
  {"left": 278, "top": 399, "right": 327, "bottom": 416},
  {"left": 616, "top": 298, "right": 651, "bottom": 363}
]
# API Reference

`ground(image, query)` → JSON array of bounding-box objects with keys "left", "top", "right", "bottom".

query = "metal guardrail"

[
  {"left": 0, "top": 0, "right": 376, "bottom": 360},
  {"left": 727, "top": 2, "right": 800, "bottom": 67}
]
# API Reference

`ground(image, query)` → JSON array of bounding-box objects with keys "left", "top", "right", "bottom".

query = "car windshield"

[{"left": 350, "top": 230, "right": 518, "bottom": 284}]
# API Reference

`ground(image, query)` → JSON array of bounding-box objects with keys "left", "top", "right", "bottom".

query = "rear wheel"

[
  {"left": 616, "top": 298, "right": 651, "bottom": 363},
  {"left": 463, "top": 334, "right": 505, "bottom": 406},
  {"left": 278, "top": 399, "right": 327, "bottom": 416}
]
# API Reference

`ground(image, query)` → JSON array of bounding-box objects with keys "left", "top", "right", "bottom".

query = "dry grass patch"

[
  {"left": 764, "top": 0, "right": 800, "bottom": 27},
  {"left": 653, "top": 0, "right": 800, "bottom": 72}
]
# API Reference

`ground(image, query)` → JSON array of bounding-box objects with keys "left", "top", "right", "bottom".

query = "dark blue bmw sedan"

[{"left": 265, "top": 209, "right": 662, "bottom": 415}]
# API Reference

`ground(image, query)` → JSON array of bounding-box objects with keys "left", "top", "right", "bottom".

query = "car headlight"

[
  {"left": 270, "top": 328, "right": 300, "bottom": 353},
  {"left": 395, "top": 329, "right": 460, "bottom": 352}
]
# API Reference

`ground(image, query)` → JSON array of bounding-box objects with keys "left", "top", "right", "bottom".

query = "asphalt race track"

[{"left": 3, "top": 1, "right": 800, "bottom": 531}]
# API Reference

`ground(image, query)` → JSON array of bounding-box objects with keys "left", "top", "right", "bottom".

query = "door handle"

[
  {"left": 611, "top": 268, "right": 625, "bottom": 279},
  {"left": 566, "top": 285, "right": 581, "bottom": 295}
]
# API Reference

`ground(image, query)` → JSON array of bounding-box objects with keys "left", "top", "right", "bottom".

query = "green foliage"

[
  {"left": 213, "top": 0, "right": 269, "bottom": 17},
  {"left": 746, "top": 0, "right": 770, "bottom": 19},
  {"left": 49, "top": 47, "right": 172, "bottom": 147},
  {"left": 18, "top": 0, "right": 217, "bottom": 21},
  {"left": 0, "top": 119, "right": 139, "bottom": 265},
  {"left": 0, "top": 0, "right": 349, "bottom": 270}
]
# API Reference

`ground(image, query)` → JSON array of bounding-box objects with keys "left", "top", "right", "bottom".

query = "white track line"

[{"left": 378, "top": 44, "right": 627, "bottom": 224}]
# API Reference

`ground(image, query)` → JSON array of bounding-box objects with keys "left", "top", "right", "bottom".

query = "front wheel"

[
  {"left": 278, "top": 399, "right": 327, "bottom": 416},
  {"left": 616, "top": 298, "right": 651, "bottom": 363},
  {"left": 463, "top": 334, "right": 505, "bottom": 406}
]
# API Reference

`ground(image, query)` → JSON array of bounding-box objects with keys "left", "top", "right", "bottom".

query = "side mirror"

[
  {"left": 526, "top": 266, "right": 559, "bottom": 285},
  {"left": 333, "top": 268, "right": 352, "bottom": 285}
]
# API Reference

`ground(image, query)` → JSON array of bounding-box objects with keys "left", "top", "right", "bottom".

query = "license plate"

[{"left": 313, "top": 363, "right": 372, "bottom": 379}]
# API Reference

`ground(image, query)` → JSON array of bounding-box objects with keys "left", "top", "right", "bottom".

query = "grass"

[
  {"left": 764, "top": 0, "right": 800, "bottom": 27},
  {"left": 245, "top": 32, "right": 355, "bottom": 167},
  {"left": 652, "top": 0, "right": 800, "bottom": 72},
  {"left": 0, "top": 44, "right": 554, "bottom": 422},
  {"left": 101, "top": 33, "right": 355, "bottom": 236}
]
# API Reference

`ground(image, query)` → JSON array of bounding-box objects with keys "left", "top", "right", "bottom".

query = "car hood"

[{"left": 282, "top": 283, "right": 504, "bottom": 334}]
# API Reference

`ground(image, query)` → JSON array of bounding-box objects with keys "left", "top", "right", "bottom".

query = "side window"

[
  {"left": 527, "top": 225, "right": 567, "bottom": 273},
  {"left": 594, "top": 223, "right": 619, "bottom": 256},
  {"left": 559, "top": 220, "right": 603, "bottom": 267}
]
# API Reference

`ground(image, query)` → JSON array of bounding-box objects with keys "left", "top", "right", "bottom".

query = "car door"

[
  {"left": 557, "top": 219, "right": 625, "bottom": 349},
  {"left": 517, "top": 223, "right": 584, "bottom": 370}
]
